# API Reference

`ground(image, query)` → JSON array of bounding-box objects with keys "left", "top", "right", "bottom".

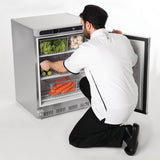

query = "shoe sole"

[{"left": 124, "top": 123, "right": 139, "bottom": 156}]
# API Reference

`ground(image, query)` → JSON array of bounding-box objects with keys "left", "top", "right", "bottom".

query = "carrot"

[
  {"left": 48, "top": 88, "right": 56, "bottom": 95},
  {"left": 64, "top": 87, "right": 75, "bottom": 93},
  {"left": 56, "top": 71, "right": 61, "bottom": 74},
  {"left": 67, "top": 87, "right": 75, "bottom": 92},
  {"left": 48, "top": 80, "right": 75, "bottom": 96},
  {"left": 53, "top": 82, "right": 67, "bottom": 90},
  {"left": 61, "top": 85, "right": 75, "bottom": 94},
  {"left": 54, "top": 76, "right": 70, "bottom": 83},
  {"left": 61, "top": 81, "right": 75, "bottom": 93},
  {"left": 50, "top": 92, "right": 58, "bottom": 96},
  {"left": 48, "top": 90, "right": 52, "bottom": 95},
  {"left": 55, "top": 81, "right": 73, "bottom": 93},
  {"left": 48, "top": 82, "right": 67, "bottom": 95}
]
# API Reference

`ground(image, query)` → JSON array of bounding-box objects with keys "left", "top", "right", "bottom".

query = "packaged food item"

[
  {"left": 48, "top": 80, "right": 75, "bottom": 96},
  {"left": 40, "top": 38, "right": 67, "bottom": 54},
  {"left": 69, "top": 35, "right": 83, "bottom": 49}
]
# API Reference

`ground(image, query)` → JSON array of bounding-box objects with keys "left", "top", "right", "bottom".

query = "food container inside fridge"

[{"left": 40, "top": 74, "right": 84, "bottom": 106}]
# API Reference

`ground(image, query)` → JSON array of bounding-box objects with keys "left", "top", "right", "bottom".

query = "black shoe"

[{"left": 124, "top": 123, "right": 140, "bottom": 156}]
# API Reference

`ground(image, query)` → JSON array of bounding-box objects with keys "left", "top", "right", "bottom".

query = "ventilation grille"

[
  {"left": 44, "top": 110, "right": 54, "bottom": 117},
  {"left": 56, "top": 107, "right": 66, "bottom": 114},
  {"left": 68, "top": 105, "right": 78, "bottom": 111},
  {"left": 39, "top": 25, "right": 82, "bottom": 35},
  {"left": 80, "top": 102, "right": 89, "bottom": 108}
]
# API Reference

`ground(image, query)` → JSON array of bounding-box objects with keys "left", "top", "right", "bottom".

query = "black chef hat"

[{"left": 80, "top": 5, "right": 108, "bottom": 28}]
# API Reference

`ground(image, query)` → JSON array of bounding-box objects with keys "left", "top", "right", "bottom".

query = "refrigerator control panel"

[{"left": 39, "top": 25, "right": 82, "bottom": 36}]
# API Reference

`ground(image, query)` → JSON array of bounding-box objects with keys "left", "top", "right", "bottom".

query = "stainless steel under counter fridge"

[{"left": 11, "top": 13, "right": 150, "bottom": 119}]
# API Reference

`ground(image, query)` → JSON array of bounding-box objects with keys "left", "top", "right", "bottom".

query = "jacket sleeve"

[{"left": 64, "top": 43, "right": 90, "bottom": 74}]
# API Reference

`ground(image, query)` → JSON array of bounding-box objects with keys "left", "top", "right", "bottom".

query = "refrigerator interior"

[{"left": 38, "top": 33, "right": 86, "bottom": 108}]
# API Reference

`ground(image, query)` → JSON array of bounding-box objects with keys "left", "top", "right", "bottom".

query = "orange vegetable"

[
  {"left": 60, "top": 81, "right": 75, "bottom": 93},
  {"left": 61, "top": 85, "right": 75, "bottom": 94},
  {"left": 53, "top": 81, "right": 67, "bottom": 90},
  {"left": 56, "top": 71, "right": 61, "bottom": 74},
  {"left": 48, "top": 88, "right": 56, "bottom": 95},
  {"left": 48, "top": 80, "right": 75, "bottom": 96},
  {"left": 54, "top": 76, "right": 70, "bottom": 83},
  {"left": 55, "top": 82, "right": 72, "bottom": 93},
  {"left": 50, "top": 92, "right": 58, "bottom": 96},
  {"left": 67, "top": 87, "right": 75, "bottom": 92},
  {"left": 48, "top": 90, "right": 52, "bottom": 95},
  {"left": 55, "top": 81, "right": 74, "bottom": 93}
]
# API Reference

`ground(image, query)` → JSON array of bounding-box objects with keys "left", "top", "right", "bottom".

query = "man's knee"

[{"left": 69, "top": 133, "right": 82, "bottom": 148}]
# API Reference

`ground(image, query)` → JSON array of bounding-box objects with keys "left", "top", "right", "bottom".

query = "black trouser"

[{"left": 69, "top": 77, "right": 125, "bottom": 148}]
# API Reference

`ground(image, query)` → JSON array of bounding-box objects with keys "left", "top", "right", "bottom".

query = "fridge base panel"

[
  {"left": 41, "top": 91, "right": 85, "bottom": 107},
  {"left": 37, "top": 97, "right": 90, "bottom": 119}
]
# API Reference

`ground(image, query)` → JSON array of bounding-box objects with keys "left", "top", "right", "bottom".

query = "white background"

[{"left": 0, "top": 0, "right": 160, "bottom": 160}]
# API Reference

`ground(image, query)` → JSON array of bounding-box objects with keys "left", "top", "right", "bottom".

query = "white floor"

[{"left": 0, "top": 74, "right": 160, "bottom": 160}]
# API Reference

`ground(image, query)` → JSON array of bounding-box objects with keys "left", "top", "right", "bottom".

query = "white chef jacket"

[{"left": 64, "top": 29, "right": 138, "bottom": 124}]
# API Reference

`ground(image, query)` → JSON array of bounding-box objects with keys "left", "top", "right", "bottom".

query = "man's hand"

[
  {"left": 112, "top": 29, "right": 122, "bottom": 34},
  {"left": 40, "top": 60, "right": 51, "bottom": 71},
  {"left": 40, "top": 60, "right": 67, "bottom": 73}
]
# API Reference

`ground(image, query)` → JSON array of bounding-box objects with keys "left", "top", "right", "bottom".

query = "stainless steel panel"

[
  {"left": 38, "top": 97, "right": 89, "bottom": 119},
  {"left": 12, "top": 13, "right": 81, "bottom": 37},
  {"left": 126, "top": 35, "right": 150, "bottom": 114},
  {"left": 11, "top": 20, "right": 39, "bottom": 117}
]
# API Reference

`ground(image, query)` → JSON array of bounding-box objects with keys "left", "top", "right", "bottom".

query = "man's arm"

[{"left": 40, "top": 60, "right": 68, "bottom": 73}]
